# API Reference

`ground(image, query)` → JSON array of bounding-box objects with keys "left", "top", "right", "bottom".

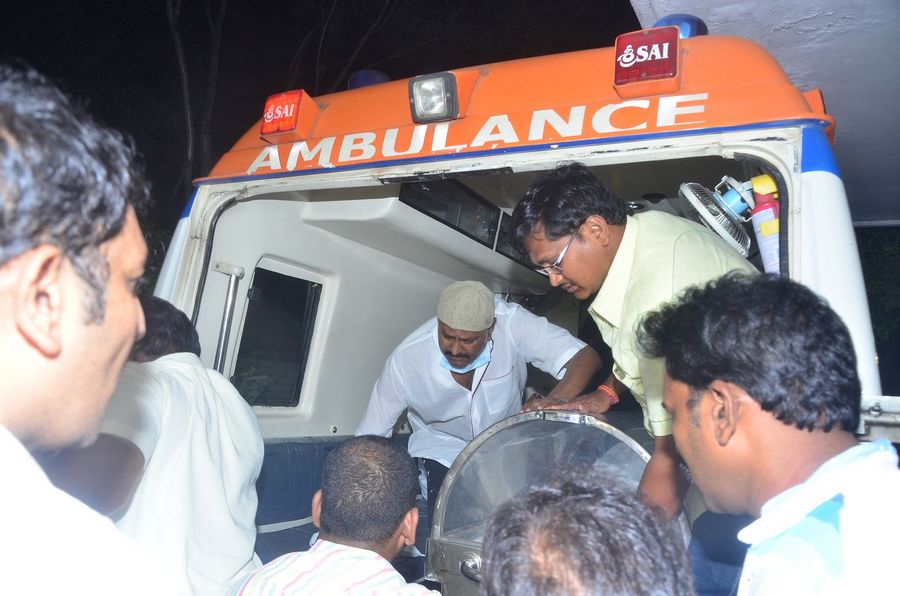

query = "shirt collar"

[
  {"left": 737, "top": 440, "right": 896, "bottom": 545},
  {"left": 588, "top": 214, "right": 637, "bottom": 329}
]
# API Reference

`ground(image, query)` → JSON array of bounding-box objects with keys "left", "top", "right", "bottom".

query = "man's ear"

[
  {"left": 311, "top": 489, "right": 323, "bottom": 529},
  {"left": 707, "top": 380, "right": 745, "bottom": 446},
  {"left": 399, "top": 506, "right": 419, "bottom": 547},
  {"left": 14, "top": 246, "right": 66, "bottom": 358},
  {"left": 583, "top": 214, "right": 611, "bottom": 246}
]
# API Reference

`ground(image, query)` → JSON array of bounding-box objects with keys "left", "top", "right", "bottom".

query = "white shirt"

[
  {"left": 232, "top": 539, "right": 439, "bottom": 595},
  {"left": 356, "top": 299, "right": 586, "bottom": 466},
  {"left": 103, "top": 353, "right": 264, "bottom": 596},
  {"left": 0, "top": 424, "right": 181, "bottom": 595},
  {"left": 737, "top": 440, "right": 900, "bottom": 595}
]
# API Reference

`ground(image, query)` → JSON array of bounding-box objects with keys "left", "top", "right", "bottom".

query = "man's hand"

[
  {"left": 521, "top": 390, "right": 613, "bottom": 419},
  {"left": 637, "top": 435, "right": 689, "bottom": 521},
  {"left": 523, "top": 392, "right": 545, "bottom": 408}
]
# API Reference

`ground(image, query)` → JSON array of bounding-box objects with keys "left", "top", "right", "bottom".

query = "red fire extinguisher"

[{"left": 750, "top": 174, "right": 780, "bottom": 274}]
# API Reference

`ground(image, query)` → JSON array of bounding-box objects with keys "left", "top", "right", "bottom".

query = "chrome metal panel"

[
  {"left": 426, "top": 537, "right": 482, "bottom": 595},
  {"left": 426, "top": 410, "right": 665, "bottom": 593}
]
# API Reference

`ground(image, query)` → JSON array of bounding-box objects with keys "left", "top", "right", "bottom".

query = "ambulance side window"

[
  {"left": 231, "top": 267, "right": 321, "bottom": 407},
  {"left": 400, "top": 179, "right": 500, "bottom": 247},
  {"left": 495, "top": 212, "right": 521, "bottom": 261}
]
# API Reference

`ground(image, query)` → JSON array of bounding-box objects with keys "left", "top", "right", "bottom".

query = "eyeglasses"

[{"left": 534, "top": 234, "right": 576, "bottom": 277}]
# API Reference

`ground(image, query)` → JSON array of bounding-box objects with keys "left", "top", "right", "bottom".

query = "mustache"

[{"left": 444, "top": 351, "right": 470, "bottom": 359}]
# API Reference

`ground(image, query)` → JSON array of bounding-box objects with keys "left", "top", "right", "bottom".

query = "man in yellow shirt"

[{"left": 512, "top": 162, "right": 757, "bottom": 592}]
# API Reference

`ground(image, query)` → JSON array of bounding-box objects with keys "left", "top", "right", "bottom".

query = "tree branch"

[
  {"left": 166, "top": 0, "right": 193, "bottom": 204},
  {"left": 200, "top": 0, "right": 230, "bottom": 174},
  {"left": 314, "top": 0, "right": 340, "bottom": 95},
  {"left": 329, "top": 0, "right": 397, "bottom": 93}
]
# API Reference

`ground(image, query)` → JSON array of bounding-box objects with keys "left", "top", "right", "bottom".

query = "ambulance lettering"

[
  {"left": 248, "top": 146, "right": 282, "bottom": 172},
  {"left": 657, "top": 93, "right": 707, "bottom": 127},
  {"left": 471, "top": 115, "right": 519, "bottom": 147},
  {"left": 286, "top": 138, "right": 335, "bottom": 169},
  {"left": 384, "top": 125, "right": 427, "bottom": 157},
  {"left": 592, "top": 100, "right": 650, "bottom": 133},
  {"left": 431, "top": 122, "right": 468, "bottom": 152},
  {"left": 617, "top": 42, "right": 671, "bottom": 69},
  {"left": 339, "top": 133, "right": 377, "bottom": 162},
  {"left": 246, "top": 93, "right": 709, "bottom": 174},
  {"left": 528, "top": 107, "right": 586, "bottom": 141}
]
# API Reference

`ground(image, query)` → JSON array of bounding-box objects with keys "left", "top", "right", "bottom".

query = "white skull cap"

[{"left": 437, "top": 281, "right": 495, "bottom": 332}]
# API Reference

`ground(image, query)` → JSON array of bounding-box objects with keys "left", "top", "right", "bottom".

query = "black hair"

[
  {"left": 481, "top": 467, "right": 693, "bottom": 596},
  {"left": 0, "top": 64, "right": 149, "bottom": 322},
  {"left": 638, "top": 272, "right": 860, "bottom": 432},
  {"left": 129, "top": 295, "right": 201, "bottom": 362},
  {"left": 510, "top": 162, "right": 628, "bottom": 254},
  {"left": 319, "top": 436, "right": 419, "bottom": 545}
]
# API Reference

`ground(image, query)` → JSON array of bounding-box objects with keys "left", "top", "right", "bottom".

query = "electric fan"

[{"left": 680, "top": 176, "right": 754, "bottom": 257}]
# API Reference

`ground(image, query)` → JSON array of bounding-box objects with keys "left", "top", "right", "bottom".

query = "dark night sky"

[{"left": 0, "top": 0, "right": 639, "bottom": 226}]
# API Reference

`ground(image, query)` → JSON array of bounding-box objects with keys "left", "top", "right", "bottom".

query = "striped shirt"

[{"left": 232, "top": 539, "right": 438, "bottom": 595}]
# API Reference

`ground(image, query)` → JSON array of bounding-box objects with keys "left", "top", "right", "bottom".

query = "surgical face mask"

[{"left": 439, "top": 341, "right": 492, "bottom": 374}]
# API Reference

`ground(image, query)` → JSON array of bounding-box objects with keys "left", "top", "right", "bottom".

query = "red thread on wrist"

[{"left": 597, "top": 384, "right": 620, "bottom": 405}]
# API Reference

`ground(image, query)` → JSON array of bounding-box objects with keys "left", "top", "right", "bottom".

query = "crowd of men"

[{"left": 2, "top": 62, "right": 898, "bottom": 596}]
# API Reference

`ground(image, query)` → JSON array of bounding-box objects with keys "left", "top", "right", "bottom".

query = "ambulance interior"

[
  {"left": 189, "top": 146, "right": 778, "bottom": 567},
  {"left": 195, "top": 151, "right": 773, "bottom": 428}
]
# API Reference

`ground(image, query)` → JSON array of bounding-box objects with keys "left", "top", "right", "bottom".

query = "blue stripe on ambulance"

[
  {"left": 801, "top": 127, "right": 841, "bottom": 176},
  {"left": 179, "top": 186, "right": 200, "bottom": 219}
]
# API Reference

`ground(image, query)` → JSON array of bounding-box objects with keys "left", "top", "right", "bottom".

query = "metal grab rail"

[{"left": 212, "top": 261, "right": 244, "bottom": 374}]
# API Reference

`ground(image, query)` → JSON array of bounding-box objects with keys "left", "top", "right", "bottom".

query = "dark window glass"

[
  {"left": 231, "top": 268, "right": 321, "bottom": 407},
  {"left": 496, "top": 211, "right": 528, "bottom": 264},
  {"left": 400, "top": 179, "right": 500, "bottom": 247}
]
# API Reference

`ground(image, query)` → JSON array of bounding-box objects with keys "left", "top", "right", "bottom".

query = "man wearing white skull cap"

[{"left": 357, "top": 280, "right": 600, "bottom": 516}]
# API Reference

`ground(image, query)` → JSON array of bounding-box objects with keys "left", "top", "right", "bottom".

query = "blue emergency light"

[{"left": 653, "top": 14, "right": 708, "bottom": 39}]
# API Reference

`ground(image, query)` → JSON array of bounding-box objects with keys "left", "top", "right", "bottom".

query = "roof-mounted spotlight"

[
  {"left": 653, "top": 13, "right": 708, "bottom": 38},
  {"left": 409, "top": 72, "right": 458, "bottom": 123}
]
